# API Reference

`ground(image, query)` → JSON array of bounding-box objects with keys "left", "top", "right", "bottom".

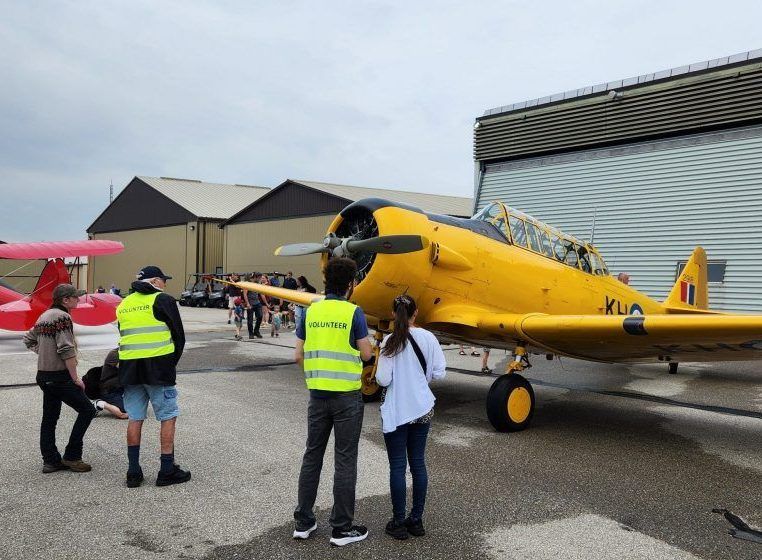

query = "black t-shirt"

[
  {"left": 229, "top": 285, "right": 242, "bottom": 298},
  {"left": 283, "top": 277, "right": 298, "bottom": 290}
]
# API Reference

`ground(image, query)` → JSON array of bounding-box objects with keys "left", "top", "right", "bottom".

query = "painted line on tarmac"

[
  {"left": 0, "top": 361, "right": 297, "bottom": 390},
  {"left": 178, "top": 361, "right": 294, "bottom": 374}
]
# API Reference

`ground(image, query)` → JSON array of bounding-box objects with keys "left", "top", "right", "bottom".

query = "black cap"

[{"left": 137, "top": 265, "right": 172, "bottom": 281}]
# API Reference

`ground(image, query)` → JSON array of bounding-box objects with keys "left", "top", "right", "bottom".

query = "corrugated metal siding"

[
  {"left": 477, "top": 128, "right": 762, "bottom": 312},
  {"left": 224, "top": 216, "right": 333, "bottom": 286},
  {"left": 200, "top": 220, "right": 224, "bottom": 273},
  {"left": 474, "top": 64, "right": 762, "bottom": 163}
]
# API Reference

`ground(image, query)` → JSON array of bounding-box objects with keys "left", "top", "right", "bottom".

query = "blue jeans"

[{"left": 383, "top": 422, "right": 430, "bottom": 522}]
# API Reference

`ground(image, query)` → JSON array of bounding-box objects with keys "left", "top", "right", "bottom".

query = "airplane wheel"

[
  {"left": 668, "top": 362, "right": 678, "bottom": 375},
  {"left": 361, "top": 352, "right": 381, "bottom": 403},
  {"left": 486, "top": 373, "right": 535, "bottom": 432}
]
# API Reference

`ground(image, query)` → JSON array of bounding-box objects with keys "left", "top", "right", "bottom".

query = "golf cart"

[{"left": 179, "top": 273, "right": 226, "bottom": 307}]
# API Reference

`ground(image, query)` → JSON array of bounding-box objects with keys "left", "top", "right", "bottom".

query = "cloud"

[{"left": 1, "top": 1, "right": 760, "bottom": 240}]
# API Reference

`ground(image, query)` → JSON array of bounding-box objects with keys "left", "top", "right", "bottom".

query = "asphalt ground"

[{"left": 0, "top": 307, "right": 760, "bottom": 559}]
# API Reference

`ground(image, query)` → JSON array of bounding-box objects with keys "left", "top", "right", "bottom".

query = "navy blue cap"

[{"left": 137, "top": 265, "right": 172, "bottom": 281}]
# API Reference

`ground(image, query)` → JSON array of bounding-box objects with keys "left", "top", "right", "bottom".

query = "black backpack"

[{"left": 81, "top": 366, "right": 102, "bottom": 399}]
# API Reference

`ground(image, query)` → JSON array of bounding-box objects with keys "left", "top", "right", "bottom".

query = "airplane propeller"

[{"left": 275, "top": 234, "right": 429, "bottom": 258}]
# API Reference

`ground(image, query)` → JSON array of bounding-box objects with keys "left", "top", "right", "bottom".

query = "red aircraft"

[{"left": 0, "top": 240, "right": 124, "bottom": 331}]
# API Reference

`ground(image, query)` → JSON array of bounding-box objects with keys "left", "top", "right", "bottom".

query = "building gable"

[
  {"left": 226, "top": 181, "right": 351, "bottom": 224},
  {"left": 87, "top": 177, "right": 196, "bottom": 234}
]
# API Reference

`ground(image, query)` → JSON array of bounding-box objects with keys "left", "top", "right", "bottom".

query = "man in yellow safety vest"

[
  {"left": 292, "top": 258, "right": 372, "bottom": 547},
  {"left": 117, "top": 265, "right": 188, "bottom": 488}
]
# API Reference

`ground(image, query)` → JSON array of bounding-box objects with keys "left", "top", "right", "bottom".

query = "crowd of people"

[
  {"left": 24, "top": 259, "right": 451, "bottom": 546},
  {"left": 225, "top": 271, "right": 317, "bottom": 341}
]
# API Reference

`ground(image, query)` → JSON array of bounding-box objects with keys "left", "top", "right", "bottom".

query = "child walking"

[
  {"left": 270, "top": 305, "right": 282, "bottom": 337},
  {"left": 233, "top": 297, "right": 244, "bottom": 340}
]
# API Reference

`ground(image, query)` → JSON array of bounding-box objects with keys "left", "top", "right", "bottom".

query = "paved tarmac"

[{"left": 0, "top": 307, "right": 760, "bottom": 559}]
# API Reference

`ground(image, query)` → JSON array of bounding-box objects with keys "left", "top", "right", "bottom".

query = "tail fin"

[
  {"left": 664, "top": 247, "right": 709, "bottom": 312},
  {"left": 29, "top": 259, "right": 71, "bottom": 309}
]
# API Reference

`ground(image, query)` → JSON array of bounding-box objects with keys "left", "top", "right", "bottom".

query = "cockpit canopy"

[{"left": 472, "top": 202, "right": 608, "bottom": 275}]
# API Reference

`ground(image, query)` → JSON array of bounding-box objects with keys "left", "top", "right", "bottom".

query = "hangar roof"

[
  {"left": 87, "top": 176, "right": 270, "bottom": 234},
  {"left": 223, "top": 179, "right": 473, "bottom": 226},
  {"left": 295, "top": 180, "right": 472, "bottom": 217},
  {"left": 137, "top": 176, "right": 269, "bottom": 220}
]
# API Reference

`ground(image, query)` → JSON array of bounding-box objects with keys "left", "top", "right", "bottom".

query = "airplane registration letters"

[{"left": 605, "top": 296, "right": 630, "bottom": 315}]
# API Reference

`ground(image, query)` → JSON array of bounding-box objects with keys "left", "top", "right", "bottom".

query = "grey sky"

[{"left": 1, "top": 1, "right": 760, "bottom": 241}]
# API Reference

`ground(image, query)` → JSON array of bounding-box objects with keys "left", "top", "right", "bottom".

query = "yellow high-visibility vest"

[
  {"left": 117, "top": 292, "right": 175, "bottom": 360},
  {"left": 303, "top": 299, "right": 362, "bottom": 391}
]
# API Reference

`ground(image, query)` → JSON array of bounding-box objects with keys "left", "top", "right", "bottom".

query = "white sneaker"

[
  {"left": 293, "top": 522, "right": 317, "bottom": 539},
  {"left": 330, "top": 525, "right": 368, "bottom": 546}
]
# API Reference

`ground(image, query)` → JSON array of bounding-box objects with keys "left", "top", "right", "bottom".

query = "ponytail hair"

[{"left": 382, "top": 295, "right": 417, "bottom": 357}]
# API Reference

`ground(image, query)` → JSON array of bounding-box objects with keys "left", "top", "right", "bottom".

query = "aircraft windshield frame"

[{"left": 473, "top": 202, "right": 609, "bottom": 275}]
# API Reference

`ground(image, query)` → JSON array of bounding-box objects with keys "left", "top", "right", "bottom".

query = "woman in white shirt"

[{"left": 376, "top": 295, "right": 447, "bottom": 540}]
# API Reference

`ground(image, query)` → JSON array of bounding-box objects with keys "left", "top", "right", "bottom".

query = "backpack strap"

[{"left": 407, "top": 333, "right": 427, "bottom": 375}]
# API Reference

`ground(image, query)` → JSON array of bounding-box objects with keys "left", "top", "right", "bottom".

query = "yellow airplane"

[{"left": 233, "top": 198, "right": 762, "bottom": 433}]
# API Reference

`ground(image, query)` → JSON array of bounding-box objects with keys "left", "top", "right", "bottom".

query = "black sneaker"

[
  {"left": 404, "top": 517, "right": 425, "bottom": 537},
  {"left": 385, "top": 519, "right": 408, "bottom": 540},
  {"left": 254, "top": 333, "right": 263, "bottom": 339},
  {"left": 156, "top": 464, "right": 191, "bottom": 487},
  {"left": 248, "top": 334, "right": 255, "bottom": 339},
  {"left": 42, "top": 462, "right": 70, "bottom": 474},
  {"left": 126, "top": 470, "right": 144, "bottom": 488},
  {"left": 292, "top": 522, "right": 317, "bottom": 539},
  {"left": 329, "top": 525, "right": 368, "bottom": 546}
]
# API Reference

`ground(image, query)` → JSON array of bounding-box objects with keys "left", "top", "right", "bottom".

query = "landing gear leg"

[
  {"left": 361, "top": 331, "right": 385, "bottom": 402},
  {"left": 486, "top": 345, "right": 536, "bottom": 432},
  {"left": 668, "top": 362, "right": 679, "bottom": 375}
]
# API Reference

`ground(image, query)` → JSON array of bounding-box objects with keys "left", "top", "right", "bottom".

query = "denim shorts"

[{"left": 123, "top": 384, "right": 179, "bottom": 421}]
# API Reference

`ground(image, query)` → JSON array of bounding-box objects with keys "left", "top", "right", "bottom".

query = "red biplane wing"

[
  {"left": 0, "top": 240, "right": 123, "bottom": 260},
  {"left": 0, "top": 258, "right": 122, "bottom": 331}
]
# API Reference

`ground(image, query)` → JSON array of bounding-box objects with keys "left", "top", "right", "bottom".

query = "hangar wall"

[
  {"left": 224, "top": 216, "right": 331, "bottom": 285},
  {"left": 89, "top": 224, "right": 197, "bottom": 298},
  {"left": 478, "top": 126, "right": 762, "bottom": 312},
  {"left": 0, "top": 260, "right": 45, "bottom": 294}
]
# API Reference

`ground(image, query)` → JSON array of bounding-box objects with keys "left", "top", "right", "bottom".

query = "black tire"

[
  {"left": 668, "top": 362, "right": 679, "bottom": 375},
  {"left": 486, "top": 373, "right": 535, "bottom": 432}
]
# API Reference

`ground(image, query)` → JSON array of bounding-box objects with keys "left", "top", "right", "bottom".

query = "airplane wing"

[
  {"left": 233, "top": 281, "right": 324, "bottom": 307},
  {"left": 0, "top": 240, "right": 124, "bottom": 259},
  {"left": 479, "top": 312, "right": 762, "bottom": 363}
]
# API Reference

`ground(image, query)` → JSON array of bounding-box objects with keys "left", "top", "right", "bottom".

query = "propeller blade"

[
  {"left": 274, "top": 243, "right": 330, "bottom": 257},
  {"left": 345, "top": 235, "right": 429, "bottom": 255}
]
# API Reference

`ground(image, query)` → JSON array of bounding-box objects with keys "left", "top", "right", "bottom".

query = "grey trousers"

[{"left": 294, "top": 391, "right": 364, "bottom": 530}]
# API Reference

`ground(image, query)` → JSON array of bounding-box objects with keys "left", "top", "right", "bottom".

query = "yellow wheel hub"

[
  {"left": 361, "top": 366, "right": 378, "bottom": 395},
  {"left": 506, "top": 387, "right": 532, "bottom": 423}
]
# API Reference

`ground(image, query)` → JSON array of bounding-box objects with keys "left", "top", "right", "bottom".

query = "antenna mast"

[
  {"left": 589, "top": 208, "right": 597, "bottom": 244},
  {"left": 109, "top": 179, "right": 114, "bottom": 203}
]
